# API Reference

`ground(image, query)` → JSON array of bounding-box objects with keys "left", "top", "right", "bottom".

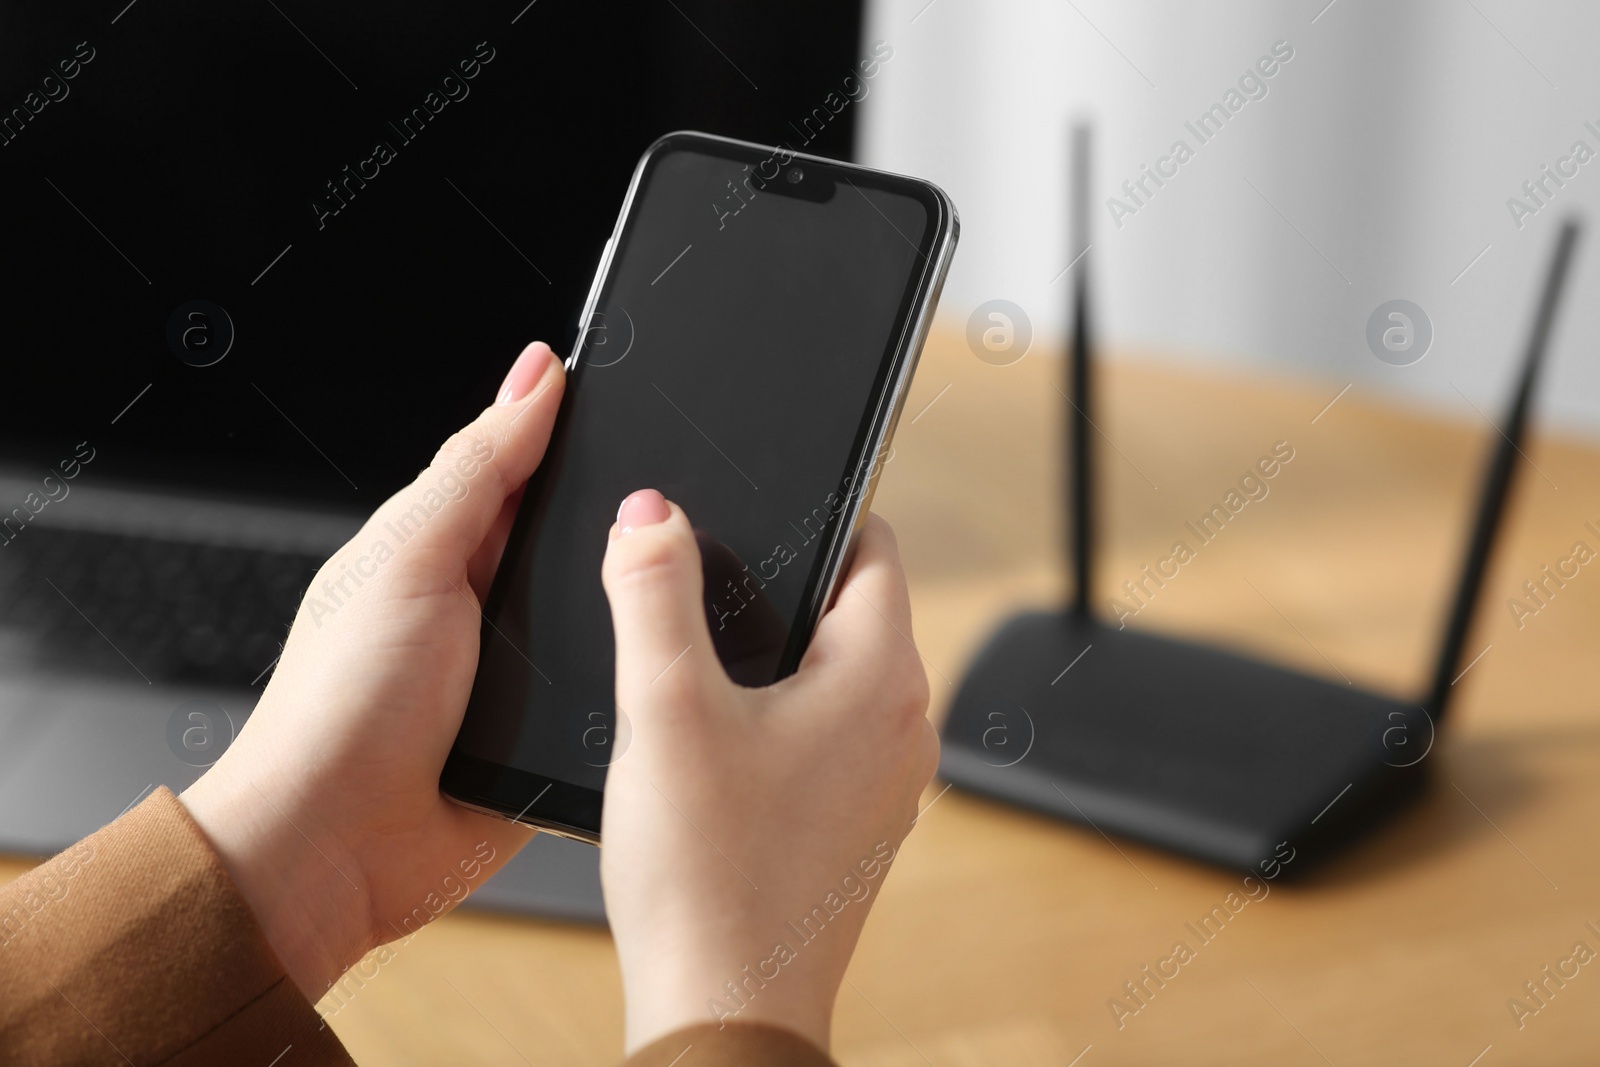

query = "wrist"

[
  {"left": 180, "top": 758, "right": 372, "bottom": 1003},
  {"left": 621, "top": 954, "right": 834, "bottom": 1054}
]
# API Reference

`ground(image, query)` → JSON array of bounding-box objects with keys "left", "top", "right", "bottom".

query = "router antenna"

[
  {"left": 1069, "top": 122, "right": 1094, "bottom": 616},
  {"left": 1425, "top": 219, "right": 1580, "bottom": 719}
]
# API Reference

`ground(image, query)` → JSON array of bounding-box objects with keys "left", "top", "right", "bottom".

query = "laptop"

[{"left": 0, "top": 1, "right": 863, "bottom": 922}]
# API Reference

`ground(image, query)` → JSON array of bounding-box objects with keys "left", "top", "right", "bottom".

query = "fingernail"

[
  {"left": 617, "top": 489, "right": 669, "bottom": 534},
  {"left": 496, "top": 342, "right": 554, "bottom": 406}
]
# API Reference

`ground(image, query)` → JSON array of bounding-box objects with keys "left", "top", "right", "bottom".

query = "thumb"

[
  {"left": 366, "top": 341, "right": 564, "bottom": 567},
  {"left": 601, "top": 490, "right": 725, "bottom": 707}
]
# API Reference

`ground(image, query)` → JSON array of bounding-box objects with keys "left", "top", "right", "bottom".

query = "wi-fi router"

[{"left": 938, "top": 124, "right": 1581, "bottom": 874}]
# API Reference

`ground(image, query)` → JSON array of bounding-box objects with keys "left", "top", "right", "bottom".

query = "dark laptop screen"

[{"left": 0, "top": 1, "right": 862, "bottom": 510}]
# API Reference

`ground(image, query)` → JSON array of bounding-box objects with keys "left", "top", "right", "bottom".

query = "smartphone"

[{"left": 440, "top": 131, "right": 958, "bottom": 843}]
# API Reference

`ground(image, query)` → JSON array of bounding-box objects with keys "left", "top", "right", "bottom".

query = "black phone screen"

[{"left": 447, "top": 135, "right": 946, "bottom": 819}]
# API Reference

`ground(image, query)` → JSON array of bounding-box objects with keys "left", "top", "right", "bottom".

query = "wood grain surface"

[{"left": 6, "top": 328, "right": 1597, "bottom": 1065}]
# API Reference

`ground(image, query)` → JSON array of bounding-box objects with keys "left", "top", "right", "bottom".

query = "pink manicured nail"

[
  {"left": 496, "top": 342, "right": 554, "bottom": 406},
  {"left": 617, "top": 489, "right": 669, "bottom": 533}
]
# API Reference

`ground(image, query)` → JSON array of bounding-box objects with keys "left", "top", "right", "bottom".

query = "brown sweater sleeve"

[
  {"left": 0, "top": 787, "right": 836, "bottom": 1067},
  {"left": 0, "top": 786, "right": 352, "bottom": 1066},
  {"left": 624, "top": 1022, "right": 837, "bottom": 1066}
]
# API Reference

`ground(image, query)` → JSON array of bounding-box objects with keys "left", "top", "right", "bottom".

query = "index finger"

[{"left": 799, "top": 513, "right": 918, "bottom": 674}]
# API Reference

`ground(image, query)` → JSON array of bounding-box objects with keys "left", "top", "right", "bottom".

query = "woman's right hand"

[{"left": 598, "top": 490, "right": 938, "bottom": 1055}]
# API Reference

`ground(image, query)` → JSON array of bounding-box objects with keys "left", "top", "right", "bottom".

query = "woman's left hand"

[{"left": 181, "top": 341, "right": 565, "bottom": 1002}]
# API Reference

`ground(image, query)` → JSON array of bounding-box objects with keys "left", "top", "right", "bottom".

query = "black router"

[{"left": 939, "top": 125, "right": 1582, "bottom": 875}]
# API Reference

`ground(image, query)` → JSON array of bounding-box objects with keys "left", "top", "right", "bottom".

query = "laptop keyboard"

[{"left": 0, "top": 527, "right": 326, "bottom": 687}]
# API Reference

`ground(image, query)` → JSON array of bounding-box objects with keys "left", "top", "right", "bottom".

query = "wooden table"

[{"left": 6, "top": 329, "right": 1599, "bottom": 1064}]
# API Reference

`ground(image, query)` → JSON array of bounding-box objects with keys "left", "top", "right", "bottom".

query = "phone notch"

[{"left": 762, "top": 162, "right": 837, "bottom": 203}]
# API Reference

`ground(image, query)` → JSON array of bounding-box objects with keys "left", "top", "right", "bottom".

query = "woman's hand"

[
  {"left": 178, "top": 338, "right": 937, "bottom": 1056},
  {"left": 181, "top": 342, "right": 565, "bottom": 1002},
  {"left": 599, "top": 490, "right": 939, "bottom": 1054}
]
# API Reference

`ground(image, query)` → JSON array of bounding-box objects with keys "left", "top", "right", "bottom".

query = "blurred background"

[
  {"left": 2, "top": 2, "right": 1597, "bottom": 1064},
  {"left": 862, "top": 0, "right": 1600, "bottom": 435}
]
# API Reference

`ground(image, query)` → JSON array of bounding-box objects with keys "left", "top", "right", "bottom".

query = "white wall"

[{"left": 859, "top": 0, "right": 1600, "bottom": 433}]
